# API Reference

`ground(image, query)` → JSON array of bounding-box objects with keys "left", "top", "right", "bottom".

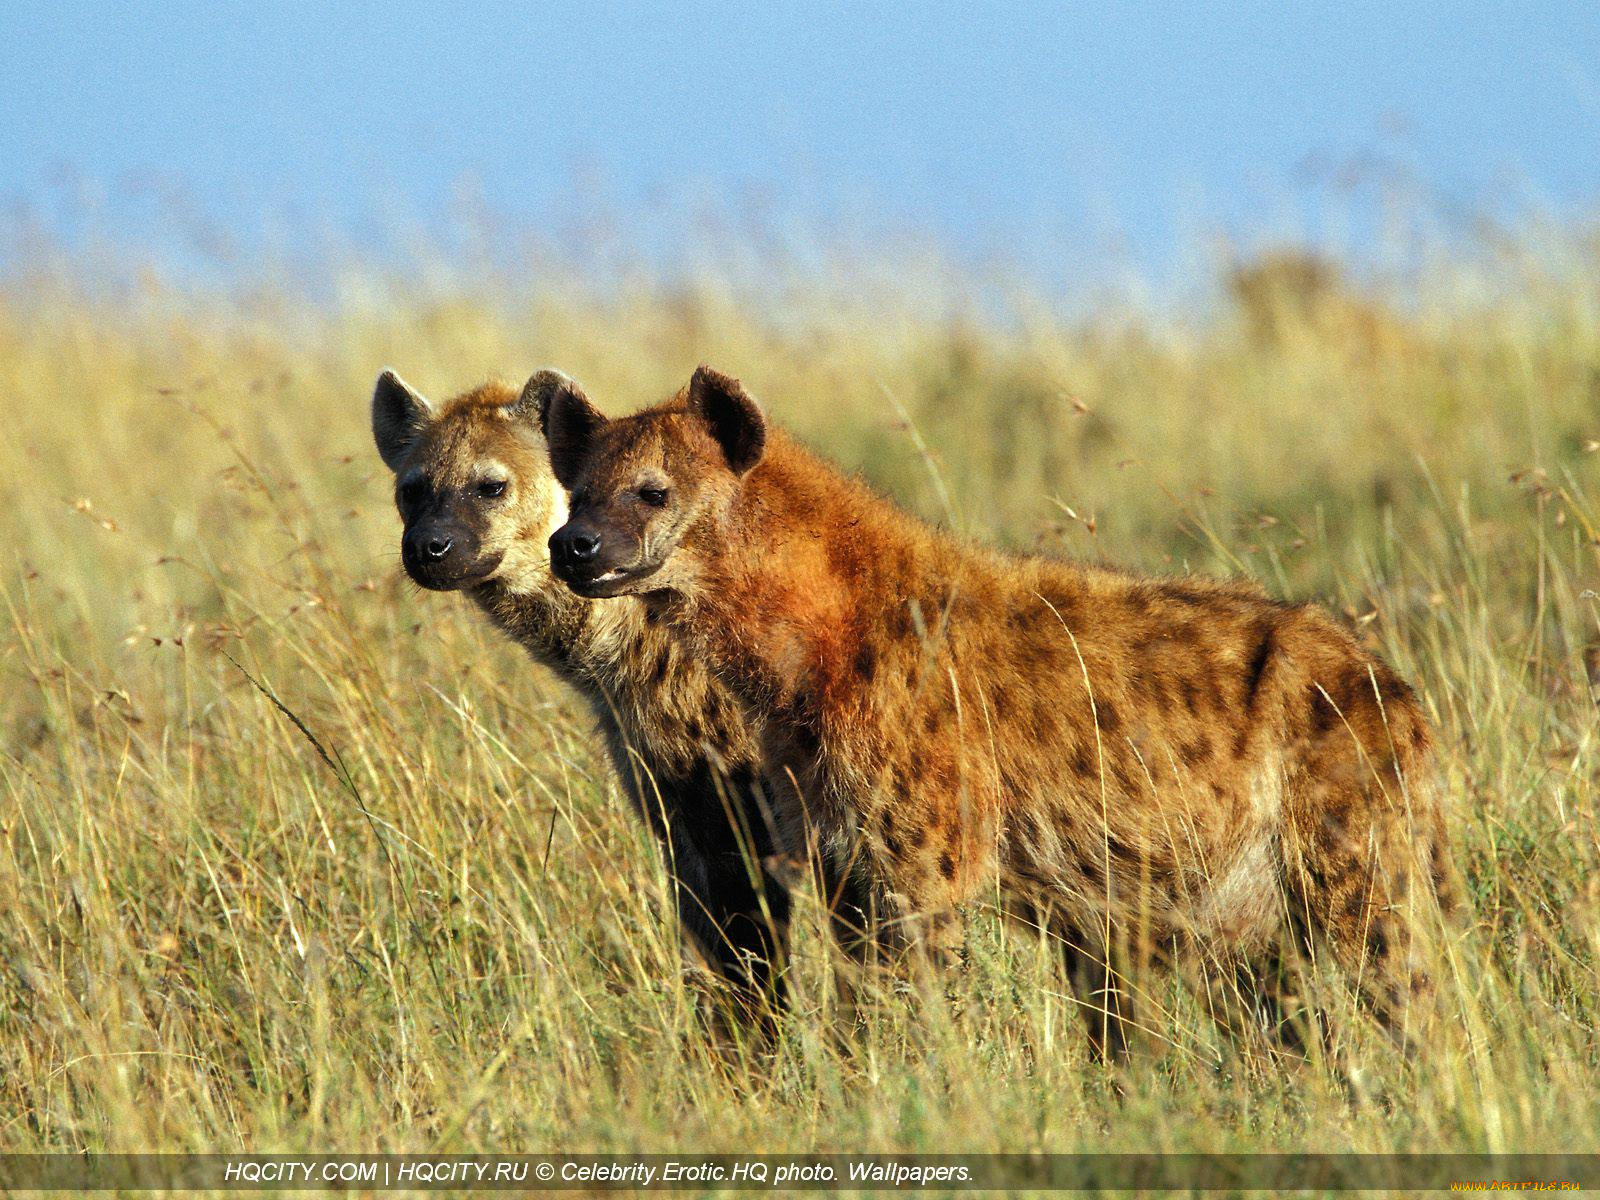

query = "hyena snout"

[
  {"left": 549, "top": 518, "right": 634, "bottom": 597},
  {"left": 402, "top": 519, "right": 498, "bottom": 591},
  {"left": 549, "top": 522, "right": 601, "bottom": 568}
]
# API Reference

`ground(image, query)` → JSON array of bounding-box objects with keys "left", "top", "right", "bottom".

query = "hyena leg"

[
  {"left": 813, "top": 856, "right": 908, "bottom": 1035},
  {"left": 672, "top": 850, "right": 792, "bottom": 1033},
  {"left": 1281, "top": 659, "right": 1465, "bottom": 1055},
  {"left": 659, "top": 782, "right": 793, "bottom": 1035},
  {"left": 844, "top": 815, "right": 969, "bottom": 978},
  {"left": 817, "top": 855, "right": 880, "bottom": 968},
  {"left": 825, "top": 866, "right": 964, "bottom": 994},
  {"left": 880, "top": 890, "right": 966, "bottom": 976},
  {"left": 1057, "top": 928, "right": 1136, "bottom": 1062},
  {"left": 1309, "top": 853, "right": 1443, "bottom": 1051},
  {"left": 1206, "top": 944, "right": 1320, "bottom": 1061},
  {"left": 1289, "top": 774, "right": 1451, "bottom": 1052}
]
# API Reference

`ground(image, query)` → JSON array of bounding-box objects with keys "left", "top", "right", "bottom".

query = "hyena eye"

[
  {"left": 638, "top": 486, "right": 668, "bottom": 507},
  {"left": 476, "top": 479, "right": 507, "bottom": 499},
  {"left": 398, "top": 479, "right": 426, "bottom": 505}
]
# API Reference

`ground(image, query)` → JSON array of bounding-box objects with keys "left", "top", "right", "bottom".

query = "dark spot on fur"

[
  {"left": 1243, "top": 625, "right": 1274, "bottom": 708},
  {"left": 1072, "top": 745, "right": 1094, "bottom": 776},
  {"left": 1366, "top": 922, "right": 1390, "bottom": 962},
  {"left": 787, "top": 717, "right": 821, "bottom": 761},
  {"left": 1041, "top": 590, "right": 1078, "bottom": 623},
  {"left": 1429, "top": 843, "right": 1450, "bottom": 892},
  {"left": 1179, "top": 737, "right": 1210, "bottom": 767},
  {"left": 1310, "top": 686, "right": 1339, "bottom": 733},
  {"left": 1231, "top": 724, "right": 1254, "bottom": 761},
  {"left": 853, "top": 644, "right": 876, "bottom": 682},
  {"left": 886, "top": 760, "right": 907, "bottom": 794},
  {"left": 1342, "top": 891, "right": 1366, "bottom": 922},
  {"left": 1369, "top": 664, "right": 1414, "bottom": 706},
  {"left": 1180, "top": 678, "right": 1201, "bottom": 714},
  {"left": 939, "top": 851, "right": 957, "bottom": 880},
  {"left": 1143, "top": 673, "right": 1172, "bottom": 709},
  {"left": 1095, "top": 702, "right": 1120, "bottom": 735},
  {"left": 887, "top": 606, "right": 911, "bottom": 639}
]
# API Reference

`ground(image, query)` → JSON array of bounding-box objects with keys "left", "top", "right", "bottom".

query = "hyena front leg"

[
  {"left": 670, "top": 839, "right": 793, "bottom": 1037},
  {"left": 810, "top": 851, "right": 953, "bottom": 1039},
  {"left": 1301, "top": 833, "right": 1446, "bottom": 1053},
  {"left": 656, "top": 777, "right": 794, "bottom": 1039},
  {"left": 870, "top": 830, "right": 971, "bottom": 980},
  {"left": 1058, "top": 929, "right": 1137, "bottom": 1062},
  {"left": 882, "top": 892, "right": 966, "bottom": 979},
  {"left": 688, "top": 857, "right": 793, "bottom": 1030}
]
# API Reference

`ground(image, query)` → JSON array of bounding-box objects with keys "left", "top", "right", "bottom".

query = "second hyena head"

[
  {"left": 371, "top": 369, "right": 576, "bottom": 594},
  {"left": 544, "top": 366, "right": 767, "bottom": 599}
]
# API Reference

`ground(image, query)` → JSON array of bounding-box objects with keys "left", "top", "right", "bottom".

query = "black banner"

[{"left": 0, "top": 1153, "right": 1587, "bottom": 1191}]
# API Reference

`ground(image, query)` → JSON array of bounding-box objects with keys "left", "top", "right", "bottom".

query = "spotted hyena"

[
  {"left": 541, "top": 365, "right": 1460, "bottom": 1057},
  {"left": 371, "top": 368, "right": 820, "bottom": 1027}
]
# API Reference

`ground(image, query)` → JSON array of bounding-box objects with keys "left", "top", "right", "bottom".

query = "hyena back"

[
  {"left": 370, "top": 369, "right": 808, "bottom": 1025},
  {"left": 542, "top": 365, "right": 1460, "bottom": 1056}
]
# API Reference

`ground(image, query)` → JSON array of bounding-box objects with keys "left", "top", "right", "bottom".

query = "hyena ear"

[
  {"left": 372, "top": 369, "right": 433, "bottom": 472},
  {"left": 686, "top": 365, "right": 766, "bottom": 475},
  {"left": 513, "top": 368, "right": 586, "bottom": 438},
  {"left": 544, "top": 373, "right": 609, "bottom": 489}
]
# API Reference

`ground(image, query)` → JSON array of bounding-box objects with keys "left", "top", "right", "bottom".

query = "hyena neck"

[
  {"left": 684, "top": 433, "right": 928, "bottom": 713},
  {"left": 468, "top": 576, "right": 640, "bottom": 689}
]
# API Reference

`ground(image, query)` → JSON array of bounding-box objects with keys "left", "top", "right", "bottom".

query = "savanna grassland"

[{"left": 4, "top": 228, "right": 1600, "bottom": 1175}]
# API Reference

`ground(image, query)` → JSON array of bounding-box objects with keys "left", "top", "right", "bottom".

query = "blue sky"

[{"left": 3, "top": 1, "right": 1598, "bottom": 279}]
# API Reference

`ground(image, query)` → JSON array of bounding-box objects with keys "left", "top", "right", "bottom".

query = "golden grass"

[{"left": 3, "top": 237, "right": 1600, "bottom": 1159}]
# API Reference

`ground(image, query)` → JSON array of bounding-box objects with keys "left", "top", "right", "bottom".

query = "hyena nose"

[
  {"left": 424, "top": 535, "right": 453, "bottom": 560},
  {"left": 561, "top": 530, "right": 601, "bottom": 562}
]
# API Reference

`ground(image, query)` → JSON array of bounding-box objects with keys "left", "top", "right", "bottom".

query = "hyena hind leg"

[
  {"left": 1283, "top": 663, "right": 1460, "bottom": 1057},
  {"left": 1291, "top": 799, "right": 1454, "bottom": 1055}
]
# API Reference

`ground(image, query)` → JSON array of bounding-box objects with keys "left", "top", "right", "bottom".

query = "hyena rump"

[
  {"left": 370, "top": 369, "right": 807, "bottom": 1025},
  {"left": 541, "top": 365, "right": 1460, "bottom": 1056}
]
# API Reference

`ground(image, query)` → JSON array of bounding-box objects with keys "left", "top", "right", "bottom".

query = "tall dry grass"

[{"left": 3, "top": 230, "right": 1600, "bottom": 1163}]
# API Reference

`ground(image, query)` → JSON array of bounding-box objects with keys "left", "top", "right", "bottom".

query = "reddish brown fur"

[{"left": 546, "top": 366, "right": 1461, "bottom": 1056}]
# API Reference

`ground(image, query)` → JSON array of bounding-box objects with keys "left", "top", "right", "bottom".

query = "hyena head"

[
  {"left": 546, "top": 365, "right": 767, "bottom": 599},
  {"left": 371, "top": 368, "right": 576, "bottom": 593}
]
